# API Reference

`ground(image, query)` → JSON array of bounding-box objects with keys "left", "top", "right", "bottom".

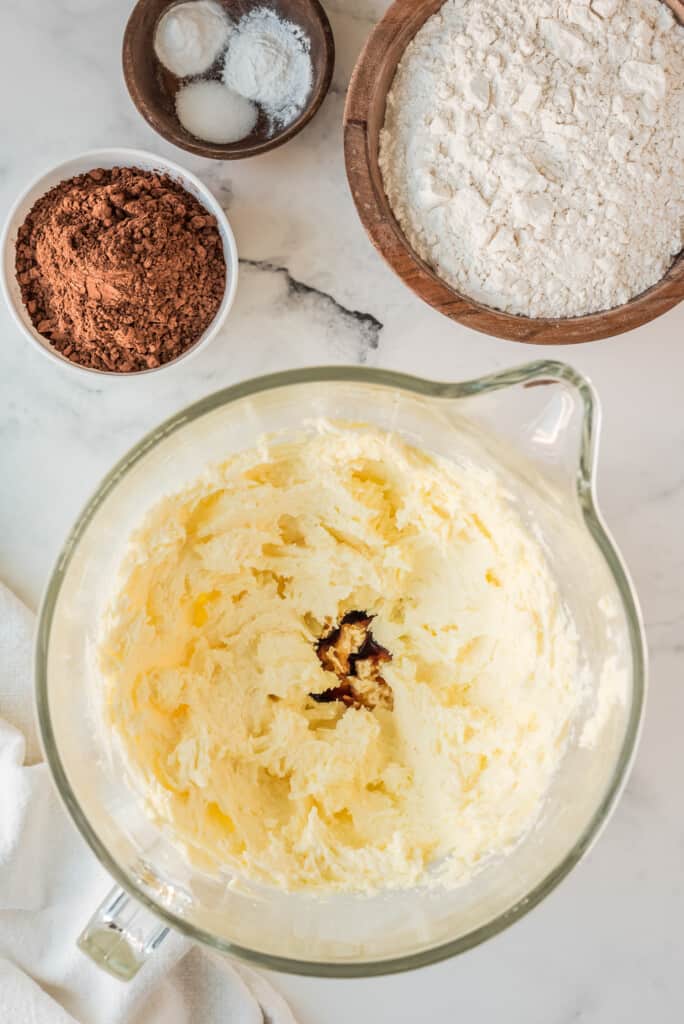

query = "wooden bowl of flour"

[
  {"left": 344, "top": 0, "right": 684, "bottom": 343},
  {"left": 124, "top": 0, "right": 335, "bottom": 159}
]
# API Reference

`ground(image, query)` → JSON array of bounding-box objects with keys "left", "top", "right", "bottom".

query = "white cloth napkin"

[{"left": 0, "top": 582, "right": 298, "bottom": 1024}]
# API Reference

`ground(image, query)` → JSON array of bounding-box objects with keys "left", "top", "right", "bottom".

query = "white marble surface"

[{"left": 1, "top": 0, "right": 683, "bottom": 1020}]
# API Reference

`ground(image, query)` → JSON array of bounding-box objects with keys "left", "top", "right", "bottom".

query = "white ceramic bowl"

[{"left": 0, "top": 147, "right": 238, "bottom": 378}]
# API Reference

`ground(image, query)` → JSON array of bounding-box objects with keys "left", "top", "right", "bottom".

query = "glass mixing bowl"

[{"left": 35, "top": 361, "right": 646, "bottom": 979}]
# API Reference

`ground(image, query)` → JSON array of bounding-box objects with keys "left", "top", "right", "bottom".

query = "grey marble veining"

[
  {"left": 0, "top": 1, "right": 682, "bottom": 1021},
  {"left": 239, "top": 258, "right": 384, "bottom": 360}
]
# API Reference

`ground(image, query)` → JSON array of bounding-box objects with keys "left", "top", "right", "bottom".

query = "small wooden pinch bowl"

[
  {"left": 124, "top": 0, "right": 335, "bottom": 159},
  {"left": 344, "top": 0, "right": 684, "bottom": 344}
]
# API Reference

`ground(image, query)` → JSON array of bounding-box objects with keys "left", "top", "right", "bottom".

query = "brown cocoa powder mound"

[{"left": 15, "top": 166, "right": 226, "bottom": 372}]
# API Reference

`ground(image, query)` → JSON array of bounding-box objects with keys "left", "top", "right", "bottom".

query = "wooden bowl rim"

[
  {"left": 123, "top": 0, "right": 335, "bottom": 160},
  {"left": 343, "top": 0, "right": 684, "bottom": 344}
]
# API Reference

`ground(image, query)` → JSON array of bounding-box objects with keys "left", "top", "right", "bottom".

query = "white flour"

[
  {"left": 222, "top": 8, "right": 312, "bottom": 131},
  {"left": 379, "top": 0, "right": 684, "bottom": 318}
]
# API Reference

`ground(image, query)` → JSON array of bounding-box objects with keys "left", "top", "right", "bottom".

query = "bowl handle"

[
  {"left": 443, "top": 360, "right": 601, "bottom": 502},
  {"left": 77, "top": 885, "right": 168, "bottom": 981}
]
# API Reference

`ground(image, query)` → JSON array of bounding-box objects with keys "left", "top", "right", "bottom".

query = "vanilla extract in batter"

[{"left": 100, "top": 426, "right": 582, "bottom": 892}]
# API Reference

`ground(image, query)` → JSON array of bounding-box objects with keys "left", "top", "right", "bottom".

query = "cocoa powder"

[{"left": 15, "top": 166, "right": 226, "bottom": 372}]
